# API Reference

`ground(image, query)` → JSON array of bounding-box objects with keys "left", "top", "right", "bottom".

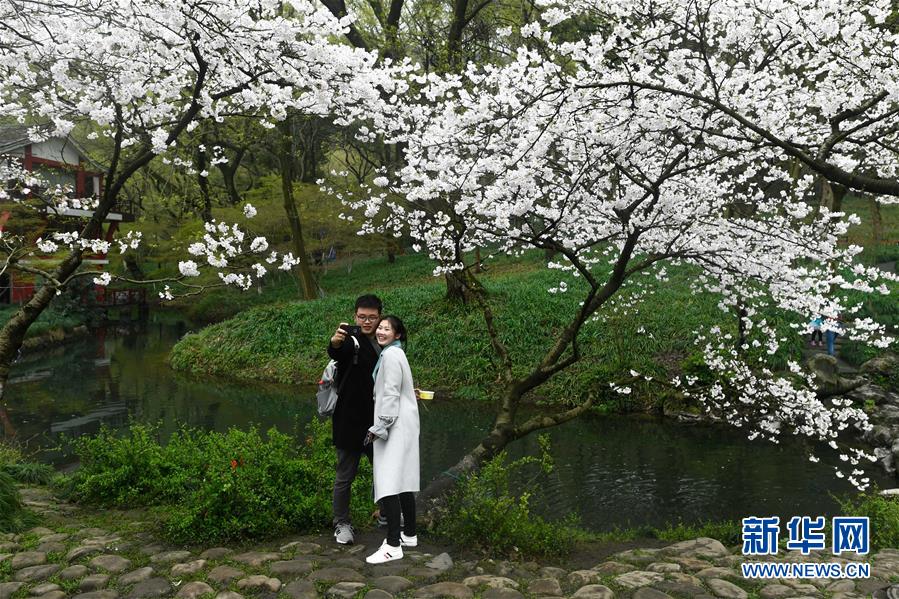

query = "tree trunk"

[
  {"left": 0, "top": 405, "right": 16, "bottom": 438},
  {"left": 819, "top": 178, "right": 835, "bottom": 211},
  {"left": 317, "top": 0, "right": 370, "bottom": 51},
  {"left": 0, "top": 253, "right": 83, "bottom": 404},
  {"left": 811, "top": 178, "right": 847, "bottom": 221},
  {"left": 870, "top": 196, "right": 883, "bottom": 264},
  {"left": 832, "top": 184, "right": 847, "bottom": 213},
  {"left": 197, "top": 142, "right": 212, "bottom": 223},
  {"left": 416, "top": 425, "right": 512, "bottom": 523},
  {"left": 298, "top": 120, "right": 320, "bottom": 184},
  {"left": 217, "top": 147, "right": 245, "bottom": 205},
  {"left": 446, "top": 0, "right": 470, "bottom": 71},
  {"left": 278, "top": 119, "right": 318, "bottom": 300},
  {"left": 736, "top": 302, "right": 747, "bottom": 353},
  {"left": 124, "top": 254, "right": 145, "bottom": 280},
  {"left": 444, "top": 270, "right": 470, "bottom": 303}
]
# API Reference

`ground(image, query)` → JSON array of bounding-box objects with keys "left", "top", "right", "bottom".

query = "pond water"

[{"left": 3, "top": 315, "right": 892, "bottom": 532}]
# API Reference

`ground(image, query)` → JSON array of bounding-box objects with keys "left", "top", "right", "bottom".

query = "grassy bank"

[
  {"left": 174, "top": 251, "right": 443, "bottom": 324},
  {"left": 0, "top": 305, "right": 87, "bottom": 340},
  {"left": 170, "top": 253, "right": 806, "bottom": 407},
  {"left": 843, "top": 196, "right": 899, "bottom": 264}
]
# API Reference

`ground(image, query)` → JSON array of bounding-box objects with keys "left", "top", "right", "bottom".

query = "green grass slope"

[{"left": 169, "top": 253, "right": 808, "bottom": 406}]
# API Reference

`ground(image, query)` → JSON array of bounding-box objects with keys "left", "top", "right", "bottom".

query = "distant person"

[
  {"left": 810, "top": 316, "right": 823, "bottom": 347},
  {"left": 825, "top": 314, "right": 843, "bottom": 357},
  {"left": 365, "top": 315, "right": 420, "bottom": 564},
  {"left": 328, "top": 294, "right": 383, "bottom": 545}
]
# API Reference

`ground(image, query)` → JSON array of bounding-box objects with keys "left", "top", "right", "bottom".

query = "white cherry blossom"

[{"left": 335, "top": 0, "right": 898, "bottom": 488}]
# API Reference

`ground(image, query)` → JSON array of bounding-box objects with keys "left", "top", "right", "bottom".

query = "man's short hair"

[{"left": 355, "top": 294, "right": 383, "bottom": 313}]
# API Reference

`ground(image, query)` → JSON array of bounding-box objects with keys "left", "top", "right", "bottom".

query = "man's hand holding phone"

[
  {"left": 331, "top": 323, "right": 362, "bottom": 348},
  {"left": 331, "top": 322, "right": 349, "bottom": 348}
]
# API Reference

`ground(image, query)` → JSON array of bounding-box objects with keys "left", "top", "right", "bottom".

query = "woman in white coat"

[{"left": 365, "top": 315, "right": 420, "bottom": 564}]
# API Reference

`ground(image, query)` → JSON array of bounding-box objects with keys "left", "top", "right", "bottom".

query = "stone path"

[{"left": 3, "top": 488, "right": 899, "bottom": 599}]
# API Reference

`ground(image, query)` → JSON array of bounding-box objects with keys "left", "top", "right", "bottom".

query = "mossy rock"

[
  {"left": 861, "top": 353, "right": 899, "bottom": 377},
  {"left": 661, "top": 391, "right": 704, "bottom": 420},
  {"left": 806, "top": 354, "right": 865, "bottom": 396}
]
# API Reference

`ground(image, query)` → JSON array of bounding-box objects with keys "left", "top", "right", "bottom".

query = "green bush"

[
  {"left": 0, "top": 438, "right": 42, "bottom": 531},
  {"left": 2, "top": 462, "right": 56, "bottom": 485},
  {"left": 0, "top": 440, "right": 23, "bottom": 466},
  {"left": 68, "top": 422, "right": 180, "bottom": 506},
  {"left": 874, "top": 362, "right": 899, "bottom": 393},
  {"left": 0, "top": 470, "right": 21, "bottom": 531},
  {"left": 840, "top": 340, "right": 882, "bottom": 368},
  {"left": 837, "top": 491, "right": 899, "bottom": 550},
  {"left": 67, "top": 419, "right": 373, "bottom": 544},
  {"left": 0, "top": 304, "right": 87, "bottom": 340},
  {"left": 431, "top": 436, "right": 586, "bottom": 557},
  {"left": 0, "top": 470, "right": 36, "bottom": 532},
  {"left": 840, "top": 277, "right": 899, "bottom": 367}
]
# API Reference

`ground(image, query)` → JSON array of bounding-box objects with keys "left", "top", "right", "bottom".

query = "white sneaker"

[
  {"left": 400, "top": 533, "right": 418, "bottom": 547},
  {"left": 366, "top": 539, "right": 403, "bottom": 564}
]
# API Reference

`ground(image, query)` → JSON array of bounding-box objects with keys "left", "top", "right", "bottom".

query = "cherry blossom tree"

[
  {"left": 0, "top": 0, "right": 387, "bottom": 402},
  {"left": 537, "top": 0, "right": 899, "bottom": 200},
  {"left": 339, "top": 0, "right": 899, "bottom": 504},
  {"left": 321, "top": 0, "right": 534, "bottom": 300}
]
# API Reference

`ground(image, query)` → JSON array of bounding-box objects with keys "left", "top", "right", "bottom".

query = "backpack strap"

[{"left": 336, "top": 335, "right": 361, "bottom": 394}]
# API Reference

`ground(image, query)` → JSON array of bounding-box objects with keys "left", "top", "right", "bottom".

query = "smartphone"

[{"left": 340, "top": 324, "right": 362, "bottom": 336}]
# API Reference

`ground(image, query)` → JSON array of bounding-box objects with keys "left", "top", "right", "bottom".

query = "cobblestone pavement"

[{"left": 2, "top": 487, "right": 898, "bottom": 599}]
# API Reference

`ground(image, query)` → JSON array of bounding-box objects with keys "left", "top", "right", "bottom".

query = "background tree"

[
  {"left": 321, "top": 0, "right": 545, "bottom": 299},
  {"left": 0, "top": 0, "right": 386, "bottom": 402},
  {"left": 277, "top": 115, "right": 321, "bottom": 299}
]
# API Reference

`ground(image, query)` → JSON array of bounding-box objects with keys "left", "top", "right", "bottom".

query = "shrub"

[
  {"left": 0, "top": 470, "right": 21, "bottom": 531},
  {"left": 431, "top": 436, "right": 586, "bottom": 557},
  {"left": 67, "top": 418, "right": 373, "bottom": 543},
  {"left": 869, "top": 360, "right": 899, "bottom": 394},
  {"left": 68, "top": 422, "right": 180, "bottom": 506},
  {"left": 2, "top": 462, "right": 56, "bottom": 485},
  {"left": 840, "top": 340, "right": 881, "bottom": 368},
  {"left": 836, "top": 491, "right": 899, "bottom": 550},
  {"left": 0, "top": 439, "right": 50, "bottom": 528},
  {"left": 0, "top": 470, "right": 36, "bottom": 532},
  {"left": 164, "top": 420, "right": 372, "bottom": 544},
  {"left": 0, "top": 304, "right": 87, "bottom": 340},
  {"left": 0, "top": 440, "right": 23, "bottom": 466}
]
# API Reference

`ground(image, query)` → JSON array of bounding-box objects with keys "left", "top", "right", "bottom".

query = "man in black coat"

[{"left": 328, "top": 294, "right": 383, "bottom": 545}]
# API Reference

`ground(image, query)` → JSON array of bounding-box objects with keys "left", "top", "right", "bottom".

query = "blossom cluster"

[
  {"left": 0, "top": 156, "right": 92, "bottom": 214},
  {"left": 177, "top": 204, "right": 301, "bottom": 293},
  {"left": 0, "top": 0, "right": 389, "bottom": 150}
]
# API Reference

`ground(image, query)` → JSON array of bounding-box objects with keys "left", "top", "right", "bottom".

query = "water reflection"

[{"left": 4, "top": 317, "right": 893, "bottom": 532}]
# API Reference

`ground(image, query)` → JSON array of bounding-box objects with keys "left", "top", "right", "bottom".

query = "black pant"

[
  {"left": 382, "top": 492, "right": 416, "bottom": 547},
  {"left": 811, "top": 330, "right": 823, "bottom": 343},
  {"left": 332, "top": 445, "right": 373, "bottom": 525}
]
